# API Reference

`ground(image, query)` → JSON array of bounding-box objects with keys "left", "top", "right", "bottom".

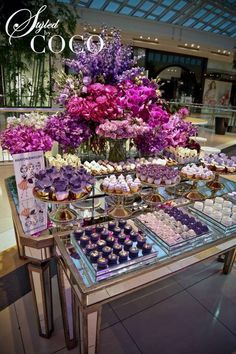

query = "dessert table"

[{"left": 5, "top": 174, "right": 236, "bottom": 353}]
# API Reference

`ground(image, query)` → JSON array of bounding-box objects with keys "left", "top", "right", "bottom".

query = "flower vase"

[{"left": 108, "top": 139, "right": 127, "bottom": 163}]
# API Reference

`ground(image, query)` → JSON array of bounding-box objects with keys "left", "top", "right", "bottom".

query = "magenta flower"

[{"left": 0, "top": 126, "right": 53, "bottom": 154}]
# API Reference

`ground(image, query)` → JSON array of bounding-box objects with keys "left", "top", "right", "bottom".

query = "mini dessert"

[
  {"left": 96, "top": 224, "right": 104, "bottom": 234},
  {"left": 181, "top": 164, "right": 214, "bottom": 180},
  {"left": 113, "top": 243, "right": 122, "bottom": 255},
  {"left": 201, "top": 153, "right": 236, "bottom": 173},
  {"left": 85, "top": 227, "right": 93, "bottom": 236},
  {"left": 34, "top": 165, "right": 95, "bottom": 201},
  {"left": 113, "top": 227, "right": 121, "bottom": 237},
  {"left": 91, "top": 233, "right": 99, "bottom": 243},
  {"left": 118, "top": 234, "right": 126, "bottom": 244},
  {"left": 80, "top": 235, "right": 90, "bottom": 247},
  {"left": 100, "top": 229, "right": 109, "bottom": 240},
  {"left": 124, "top": 239, "right": 133, "bottom": 251},
  {"left": 101, "top": 174, "right": 141, "bottom": 194},
  {"left": 119, "top": 250, "right": 128, "bottom": 262},
  {"left": 97, "top": 257, "right": 108, "bottom": 269},
  {"left": 108, "top": 254, "right": 118, "bottom": 265},
  {"left": 142, "top": 243, "right": 152, "bottom": 254},
  {"left": 124, "top": 225, "right": 132, "bottom": 235},
  {"left": 85, "top": 243, "right": 97, "bottom": 255},
  {"left": 97, "top": 239, "right": 106, "bottom": 251},
  {"left": 129, "top": 247, "right": 139, "bottom": 259},
  {"left": 45, "top": 152, "right": 81, "bottom": 169},
  {"left": 102, "top": 246, "right": 112, "bottom": 257},
  {"left": 164, "top": 146, "right": 199, "bottom": 164},
  {"left": 106, "top": 235, "right": 115, "bottom": 247},
  {"left": 108, "top": 221, "right": 116, "bottom": 231},
  {"left": 129, "top": 231, "right": 138, "bottom": 242},
  {"left": 136, "top": 164, "right": 179, "bottom": 186},
  {"left": 73, "top": 229, "right": 84, "bottom": 240},
  {"left": 137, "top": 235, "right": 147, "bottom": 248},
  {"left": 118, "top": 219, "right": 127, "bottom": 229},
  {"left": 90, "top": 250, "right": 100, "bottom": 263}
]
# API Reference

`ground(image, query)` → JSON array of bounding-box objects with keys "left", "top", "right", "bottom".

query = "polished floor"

[{"left": 1, "top": 259, "right": 236, "bottom": 354}]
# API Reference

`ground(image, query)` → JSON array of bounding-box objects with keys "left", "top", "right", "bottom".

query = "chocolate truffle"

[
  {"left": 142, "top": 243, "right": 152, "bottom": 255},
  {"left": 118, "top": 250, "right": 128, "bottom": 262},
  {"left": 108, "top": 221, "right": 116, "bottom": 231},
  {"left": 73, "top": 229, "right": 83, "bottom": 240},
  {"left": 100, "top": 229, "right": 109, "bottom": 240},
  {"left": 85, "top": 243, "right": 97, "bottom": 255},
  {"left": 137, "top": 235, "right": 147, "bottom": 248},
  {"left": 129, "top": 247, "right": 139, "bottom": 258},
  {"left": 97, "top": 257, "right": 108, "bottom": 269},
  {"left": 96, "top": 224, "right": 104, "bottom": 234},
  {"left": 118, "top": 233, "right": 126, "bottom": 244},
  {"left": 90, "top": 250, "right": 99, "bottom": 263},
  {"left": 97, "top": 239, "right": 106, "bottom": 251},
  {"left": 102, "top": 246, "right": 112, "bottom": 258},
  {"left": 106, "top": 235, "right": 115, "bottom": 247},
  {"left": 108, "top": 253, "right": 118, "bottom": 265},
  {"left": 113, "top": 227, "right": 121, "bottom": 237},
  {"left": 112, "top": 243, "right": 122, "bottom": 255},
  {"left": 118, "top": 219, "right": 127, "bottom": 229},
  {"left": 129, "top": 231, "right": 138, "bottom": 242},
  {"left": 80, "top": 235, "right": 90, "bottom": 247},
  {"left": 91, "top": 233, "right": 99, "bottom": 243},
  {"left": 124, "top": 239, "right": 133, "bottom": 251},
  {"left": 85, "top": 227, "right": 93, "bottom": 236},
  {"left": 124, "top": 225, "right": 132, "bottom": 235}
]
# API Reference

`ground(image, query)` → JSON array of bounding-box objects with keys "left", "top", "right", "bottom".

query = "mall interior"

[{"left": 1, "top": 1, "right": 236, "bottom": 354}]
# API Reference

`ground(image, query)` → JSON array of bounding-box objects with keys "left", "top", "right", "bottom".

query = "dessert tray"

[
  {"left": 135, "top": 207, "right": 217, "bottom": 254},
  {"left": 33, "top": 187, "right": 92, "bottom": 223},
  {"left": 189, "top": 196, "right": 236, "bottom": 235},
  {"left": 70, "top": 219, "right": 162, "bottom": 282}
]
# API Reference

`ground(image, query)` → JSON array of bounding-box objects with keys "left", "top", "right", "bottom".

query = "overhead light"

[
  {"left": 228, "top": 51, "right": 231, "bottom": 55},
  {"left": 191, "top": 43, "right": 194, "bottom": 47},
  {"left": 197, "top": 45, "right": 200, "bottom": 49},
  {"left": 155, "top": 38, "right": 158, "bottom": 41},
  {"left": 184, "top": 43, "right": 187, "bottom": 46},
  {"left": 223, "top": 50, "right": 226, "bottom": 54},
  {"left": 139, "top": 35, "right": 143, "bottom": 39},
  {"left": 211, "top": 50, "right": 230, "bottom": 56},
  {"left": 93, "top": 28, "right": 96, "bottom": 32},
  {"left": 148, "top": 36, "right": 150, "bottom": 40}
]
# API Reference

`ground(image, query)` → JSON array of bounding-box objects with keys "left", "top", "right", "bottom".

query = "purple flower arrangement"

[
  {"left": 0, "top": 125, "right": 53, "bottom": 154},
  {"left": 45, "top": 113, "right": 91, "bottom": 152}
]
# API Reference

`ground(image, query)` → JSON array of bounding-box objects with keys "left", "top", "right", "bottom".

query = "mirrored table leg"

[
  {"left": 57, "top": 259, "right": 78, "bottom": 349},
  {"left": 223, "top": 248, "right": 236, "bottom": 274},
  {"left": 79, "top": 306, "right": 102, "bottom": 354},
  {"left": 28, "top": 261, "right": 53, "bottom": 338}
]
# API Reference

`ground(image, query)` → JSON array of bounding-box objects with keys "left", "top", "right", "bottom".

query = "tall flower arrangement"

[{"left": 48, "top": 27, "right": 196, "bottom": 155}]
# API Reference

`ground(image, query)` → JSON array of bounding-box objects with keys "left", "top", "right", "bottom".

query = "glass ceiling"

[{"left": 61, "top": 0, "right": 236, "bottom": 38}]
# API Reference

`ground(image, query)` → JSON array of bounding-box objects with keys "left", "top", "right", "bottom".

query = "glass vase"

[{"left": 108, "top": 139, "right": 127, "bottom": 163}]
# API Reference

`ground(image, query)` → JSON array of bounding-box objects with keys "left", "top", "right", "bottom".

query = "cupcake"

[
  {"left": 108, "top": 253, "right": 118, "bottom": 265},
  {"left": 73, "top": 229, "right": 84, "bottom": 240},
  {"left": 108, "top": 221, "right": 116, "bottom": 231},
  {"left": 80, "top": 235, "right": 90, "bottom": 247},
  {"left": 85, "top": 227, "right": 93, "bottom": 236},
  {"left": 112, "top": 243, "right": 122, "bottom": 255},
  {"left": 97, "top": 239, "right": 106, "bottom": 251},
  {"left": 142, "top": 243, "right": 152, "bottom": 254},
  {"left": 118, "top": 234, "right": 126, "bottom": 244},
  {"left": 118, "top": 250, "right": 128, "bottom": 262},
  {"left": 85, "top": 243, "right": 97, "bottom": 255},
  {"left": 100, "top": 229, "right": 109, "bottom": 240},
  {"left": 106, "top": 235, "right": 115, "bottom": 247},
  {"left": 124, "top": 239, "right": 133, "bottom": 251},
  {"left": 129, "top": 247, "right": 139, "bottom": 259},
  {"left": 118, "top": 219, "right": 127, "bottom": 229},
  {"left": 91, "top": 233, "right": 99, "bottom": 243},
  {"left": 124, "top": 225, "right": 132, "bottom": 235},
  {"left": 137, "top": 235, "right": 147, "bottom": 248},
  {"left": 113, "top": 227, "right": 121, "bottom": 237},
  {"left": 97, "top": 257, "right": 108, "bottom": 269},
  {"left": 53, "top": 178, "right": 69, "bottom": 201},
  {"left": 102, "top": 246, "right": 112, "bottom": 258},
  {"left": 96, "top": 224, "right": 104, "bottom": 234}
]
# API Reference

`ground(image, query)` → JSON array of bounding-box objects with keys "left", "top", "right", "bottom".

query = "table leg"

[
  {"left": 79, "top": 306, "right": 102, "bottom": 354},
  {"left": 223, "top": 248, "right": 236, "bottom": 274},
  {"left": 57, "top": 259, "right": 78, "bottom": 349},
  {"left": 28, "top": 261, "right": 53, "bottom": 338}
]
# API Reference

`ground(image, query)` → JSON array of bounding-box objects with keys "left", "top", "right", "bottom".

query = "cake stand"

[
  {"left": 141, "top": 177, "right": 181, "bottom": 205},
  {"left": 33, "top": 187, "right": 93, "bottom": 224},
  {"left": 100, "top": 185, "right": 141, "bottom": 219},
  {"left": 181, "top": 175, "right": 214, "bottom": 201}
]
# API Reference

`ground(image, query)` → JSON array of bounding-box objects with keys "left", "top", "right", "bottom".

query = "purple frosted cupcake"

[{"left": 53, "top": 178, "right": 69, "bottom": 201}]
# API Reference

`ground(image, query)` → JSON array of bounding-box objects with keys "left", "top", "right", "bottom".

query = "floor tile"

[
  {"left": 187, "top": 267, "right": 236, "bottom": 335},
  {"left": 101, "top": 303, "right": 120, "bottom": 330},
  {"left": 52, "top": 346, "right": 79, "bottom": 353},
  {"left": 15, "top": 276, "right": 66, "bottom": 354},
  {"left": 173, "top": 257, "right": 222, "bottom": 288},
  {"left": 100, "top": 323, "right": 141, "bottom": 354},
  {"left": 110, "top": 276, "right": 182, "bottom": 321},
  {"left": 0, "top": 304, "right": 24, "bottom": 354},
  {"left": 123, "top": 291, "right": 236, "bottom": 354}
]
